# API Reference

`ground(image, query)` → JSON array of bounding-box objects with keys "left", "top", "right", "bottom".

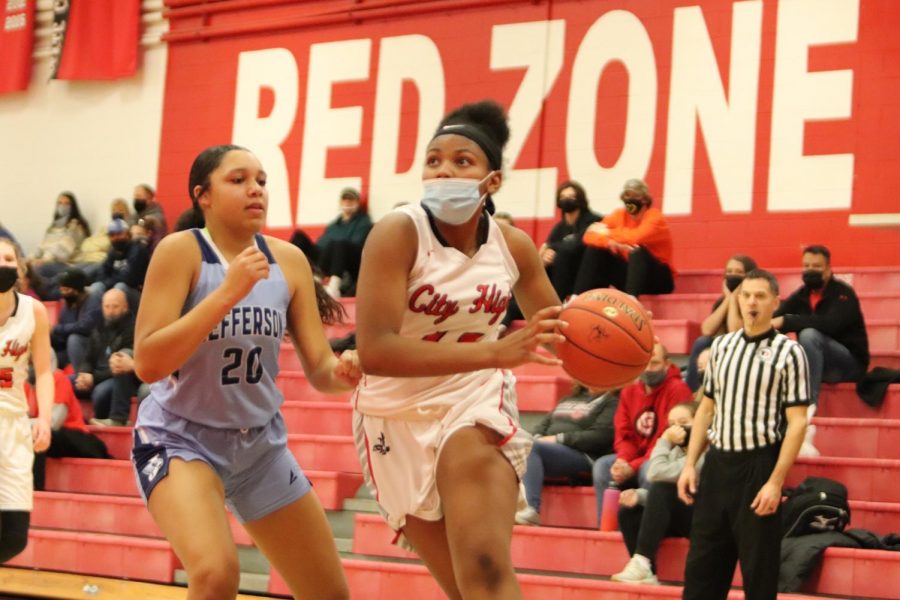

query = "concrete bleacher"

[{"left": 9, "top": 265, "right": 899, "bottom": 598}]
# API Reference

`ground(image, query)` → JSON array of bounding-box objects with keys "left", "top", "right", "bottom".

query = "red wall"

[{"left": 156, "top": 0, "right": 900, "bottom": 269}]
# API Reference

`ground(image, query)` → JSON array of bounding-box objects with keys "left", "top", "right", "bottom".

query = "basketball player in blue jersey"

[
  {"left": 131, "top": 145, "right": 359, "bottom": 600},
  {"left": 354, "top": 101, "right": 567, "bottom": 599},
  {"left": 0, "top": 236, "right": 52, "bottom": 563}
]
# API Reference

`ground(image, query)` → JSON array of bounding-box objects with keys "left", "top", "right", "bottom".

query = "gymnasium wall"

[{"left": 2, "top": 0, "right": 898, "bottom": 269}]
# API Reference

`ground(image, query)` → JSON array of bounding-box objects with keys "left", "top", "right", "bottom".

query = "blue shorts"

[{"left": 131, "top": 399, "right": 311, "bottom": 523}]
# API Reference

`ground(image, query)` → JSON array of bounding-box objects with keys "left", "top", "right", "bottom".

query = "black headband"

[{"left": 432, "top": 123, "right": 502, "bottom": 170}]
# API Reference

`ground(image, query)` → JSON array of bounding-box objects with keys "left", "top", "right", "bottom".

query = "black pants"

[
  {"left": 0, "top": 511, "right": 29, "bottom": 563},
  {"left": 573, "top": 245, "right": 674, "bottom": 296},
  {"left": 33, "top": 428, "right": 110, "bottom": 491},
  {"left": 318, "top": 240, "right": 363, "bottom": 281},
  {"left": 548, "top": 241, "right": 588, "bottom": 300},
  {"left": 618, "top": 481, "right": 693, "bottom": 570},
  {"left": 682, "top": 446, "right": 781, "bottom": 600}
]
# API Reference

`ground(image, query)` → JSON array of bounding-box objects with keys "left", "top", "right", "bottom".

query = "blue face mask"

[{"left": 421, "top": 172, "right": 494, "bottom": 225}]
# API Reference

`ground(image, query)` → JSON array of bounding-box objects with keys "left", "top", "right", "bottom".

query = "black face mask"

[
  {"left": 724, "top": 275, "right": 744, "bottom": 292},
  {"left": 558, "top": 199, "right": 579, "bottom": 214},
  {"left": 802, "top": 270, "right": 825, "bottom": 290},
  {"left": 624, "top": 200, "right": 643, "bottom": 215},
  {"left": 678, "top": 425, "right": 692, "bottom": 447},
  {"left": 133, "top": 199, "right": 147, "bottom": 213},
  {"left": 111, "top": 239, "right": 130, "bottom": 252},
  {"left": 111, "top": 211, "right": 126, "bottom": 220},
  {"left": 62, "top": 293, "right": 80, "bottom": 306},
  {"left": 0, "top": 266, "right": 18, "bottom": 293}
]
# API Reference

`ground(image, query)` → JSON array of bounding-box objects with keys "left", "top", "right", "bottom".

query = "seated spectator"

[
  {"left": 542, "top": 181, "right": 602, "bottom": 300},
  {"left": 72, "top": 289, "right": 140, "bottom": 427},
  {"left": 773, "top": 245, "right": 868, "bottom": 456},
  {"left": 612, "top": 402, "right": 705, "bottom": 585},
  {"left": 29, "top": 192, "right": 92, "bottom": 296},
  {"left": 174, "top": 206, "right": 205, "bottom": 232},
  {"left": 593, "top": 342, "right": 693, "bottom": 522},
  {"left": 68, "top": 199, "right": 129, "bottom": 284},
  {"left": 28, "top": 364, "right": 110, "bottom": 491},
  {"left": 110, "top": 197, "right": 135, "bottom": 226},
  {"left": 317, "top": 187, "right": 373, "bottom": 298},
  {"left": 289, "top": 228, "right": 320, "bottom": 266},
  {"left": 515, "top": 385, "right": 619, "bottom": 526},
  {"left": 88, "top": 218, "right": 149, "bottom": 310},
  {"left": 51, "top": 268, "right": 102, "bottom": 369},
  {"left": 132, "top": 183, "right": 168, "bottom": 252},
  {"left": 17, "top": 261, "right": 48, "bottom": 300},
  {"left": 492, "top": 211, "right": 515, "bottom": 227},
  {"left": 684, "top": 255, "right": 757, "bottom": 391},
  {"left": 575, "top": 179, "right": 674, "bottom": 297}
]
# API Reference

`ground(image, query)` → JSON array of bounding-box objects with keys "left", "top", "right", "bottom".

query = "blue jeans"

[
  {"left": 66, "top": 333, "right": 90, "bottom": 371},
  {"left": 521, "top": 441, "right": 592, "bottom": 512},
  {"left": 797, "top": 329, "right": 865, "bottom": 405},
  {"left": 74, "top": 374, "right": 139, "bottom": 422},
  {"left": 593, "top": 453, "right": 652, "bottom": 524},
  {"left": 686, "top": 335, "right": 714, "bottom": 391}
]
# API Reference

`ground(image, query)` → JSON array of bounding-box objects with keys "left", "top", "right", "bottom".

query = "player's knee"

[
  {"left": 187, "top": 555, "right": 240, "bottom": 599},
  {"left": 455, "top": 550, "right": 509, "bottom": 594}
]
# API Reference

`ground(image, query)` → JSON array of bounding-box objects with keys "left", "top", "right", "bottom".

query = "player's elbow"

[{"left": 134, "top": 355, "right": 162, "bottom": 384}]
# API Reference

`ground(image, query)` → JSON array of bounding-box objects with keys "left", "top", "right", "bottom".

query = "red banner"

[
  {"left": 0, "top": 0, "right": 35, "bottom": 93},
  {"left": 53, "top": 0, "right": 140, "bottom": 81}
]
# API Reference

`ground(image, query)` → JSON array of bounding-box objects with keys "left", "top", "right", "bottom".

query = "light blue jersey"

[{"left": 146, "top": 229, "right": 288, "bottom": 429}]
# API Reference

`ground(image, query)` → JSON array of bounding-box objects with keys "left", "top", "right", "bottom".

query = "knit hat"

[{"left": 58, "top": 268, "right": 87, "bottom": 290}]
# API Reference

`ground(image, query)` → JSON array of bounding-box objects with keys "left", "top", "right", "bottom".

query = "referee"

[{"left": 677, "top": 269, "right": 809, "bottom": 600}]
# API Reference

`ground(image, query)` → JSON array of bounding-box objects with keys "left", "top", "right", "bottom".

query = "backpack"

[{"left": 782, "top": 476, "right": 851, "bottom": 538}]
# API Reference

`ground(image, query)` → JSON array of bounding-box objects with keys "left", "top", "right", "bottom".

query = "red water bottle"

[{"left": 600, "top": 483, "right": 621, "bottom": 531}]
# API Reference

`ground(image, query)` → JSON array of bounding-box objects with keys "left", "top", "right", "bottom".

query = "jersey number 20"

[{"left": 221, "top": 347, "right": 263, "bottom": 386}]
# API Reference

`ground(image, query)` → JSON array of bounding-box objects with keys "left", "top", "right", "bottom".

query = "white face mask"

[{"left": 421, "top": 172, "right": 494, "bottom": 225}]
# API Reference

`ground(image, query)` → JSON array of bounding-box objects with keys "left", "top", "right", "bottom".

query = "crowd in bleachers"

[{"left": 2, "top": 174, "right": 880, "bottom": 594}]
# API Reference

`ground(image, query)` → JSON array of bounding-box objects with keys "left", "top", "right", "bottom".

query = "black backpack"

[{"left": 782, "top": 477, "right": 851, "bottom": 538}]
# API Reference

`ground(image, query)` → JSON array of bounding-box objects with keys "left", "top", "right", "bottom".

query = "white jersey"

[
  {"left": 354, "top": 204, "right": 520, "bottom": 418},
  {"left": 0, "top": 293, "right": 35, "bottom": 415}
]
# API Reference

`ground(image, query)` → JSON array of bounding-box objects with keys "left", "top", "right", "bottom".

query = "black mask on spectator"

[
  {"left": 558, "top": 199, "right": 579, "bottom": 214},
  {"left": 802, "top": 270, "right": 825, "bottom": 290},
  {"left": 133, "top": 199, "right": 147, "bottom": 213},
  {"left": 111, "top": 212, "right": 126, "bottom": 220},
  {"left": 62, "top": 292, "right": 80, "bottom": 306},
  {"left": 623, "top": 200, "right": 643, "bottom": 215},
  {"left": 679, "top": 425, "right": 692, "bottom": 447},
  {"left": 0, "top": 266, "right": 17, "bottom": 293},
  {"left": 111, "top": 239, "right": 130, "bottom": 252},
  {"left": 724, "top": 275, "right": 744, "bottom": 292}
]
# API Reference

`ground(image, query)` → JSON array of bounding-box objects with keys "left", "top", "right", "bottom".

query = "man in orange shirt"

[{"left": 573, "top": 179, "right": 674, "bottom": 297}]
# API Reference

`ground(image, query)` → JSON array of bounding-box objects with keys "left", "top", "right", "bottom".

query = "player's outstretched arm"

[
  {"left": 356, "top": 215, "right": 565, "bottom": 377},
  {"left": 271, "top": 238, "right": 360, "bottom": 394},
  {"left": 135, "top": 232, "right": 267, "bottom": 382}
]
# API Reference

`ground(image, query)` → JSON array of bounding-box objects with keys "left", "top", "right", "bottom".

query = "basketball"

[{"left": 556, "top": 288, "right": 655, "bottom": 389}]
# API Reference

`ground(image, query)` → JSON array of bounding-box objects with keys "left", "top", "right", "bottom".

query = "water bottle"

[{"left": 599, "top": 483, "right": 621, "bottom": 531}]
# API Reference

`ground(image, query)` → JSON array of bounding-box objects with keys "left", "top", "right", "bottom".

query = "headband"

[{"left": 432, "top": 123, "right": 502, "bottom": 170}]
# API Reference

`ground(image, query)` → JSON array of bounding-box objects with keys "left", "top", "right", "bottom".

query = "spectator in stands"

[
  {"left": 515, "top": 385, "right": 619, "bottom": 526},
  {"left": 73, "top": 288, "right": 139, "bottom": 427},
  {"left": 28, "top": 359, "right": 110, "bottom": 491},
  {"left": 174, "top": 206, "right": 205, "bottom": 232},
  {"left": 29, "top": 192, "right": 92, "bottom": 294},
  {"left": 16, "top": 262, "right": 47, "bottom": 300},
  {"left": 90, "top": 218, "right": 149, "bottom": 310},
  {"left": 132, "top": 184, "right": 168, "bottom": 252},
  {"left": 685, "top": 255, "right": 758, "bottom": 390},
  {"left": 593, "top": 342, "right": 693, "bottom": 521},
  {"left": 611, "top": 401, "right": 704, "bottom": 585},
  {"left": 289, "top": 228, "right": 319, "bottom": 266},
  {"left": 110, "top": 197, "right": 135, "bottom": 226},
  {"left": 574, "top": 178, "right": 674, "bottom": 297},
  {"left": 773, "top": 245, "right": 868, "bottom": 456},
  {"left": 51, "top": 268, "right": 102, "bottom": 370},
  {"left": 317, "top": 186, "right": 373, "bottom": 298},
  {"left": 67, "top": 199, "right": 129, "bottom": 285},
  {"left": 542, "top": 181, "right": 602, "bottom": 301}
]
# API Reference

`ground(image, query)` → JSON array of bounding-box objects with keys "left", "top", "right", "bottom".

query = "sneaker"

[
  {"left": 89, "top": 417, "right": 128, "bottom": 427},
  {"left": 799, "top": 424, "right": 820, "bottom": 457},
  {"left": 514, "top": 506, "right": 541, "bottom": 526},
  {"left": 611, "top": 556, "right": 659, "bottom": 585}
]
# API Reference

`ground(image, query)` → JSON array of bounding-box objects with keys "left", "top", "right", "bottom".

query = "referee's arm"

[
  {"left": 677, "top": 395, "right": 714, "bottom": 505},
  {"left": 750, "top": 405, "right": 807, "bottom": 516}
]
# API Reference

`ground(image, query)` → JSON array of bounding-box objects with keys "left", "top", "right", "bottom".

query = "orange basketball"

[{"left": 556, "top": 288, "right": 655, "bottom": 389}]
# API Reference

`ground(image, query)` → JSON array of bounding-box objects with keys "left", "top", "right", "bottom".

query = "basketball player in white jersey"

[
  {"left": 0, "top": 236, "right": 52, "bottom": 562},
  {"left": 132, "top": 146, "right": 359, "bottom": 600},
  {"left": 354, "top": 101, "right": 566, "bottom": 599}
]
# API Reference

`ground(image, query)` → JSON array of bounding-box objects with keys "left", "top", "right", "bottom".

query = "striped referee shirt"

[{"left": 703, "top": 328, "right": 810, "bottom": 452}]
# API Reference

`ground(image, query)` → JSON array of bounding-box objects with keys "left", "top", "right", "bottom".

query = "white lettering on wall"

[
  {"left": 298, "top": 38, "right": 371, "bottom": 225},
  {"left": 566, "top": 10, "right": 657, "bottom": 213},
  {"left": 664, "top": 1, "right": 762, "bottom": 215},
  {"left": 369, "top": 35, "right": 445, "bottom": 218},
  {"left": 232, "top": 49, "right": 298, "bottom": 228},
  {"left": 490, "top": 20, "right": 564, "bottom": 218},
  {"left": 768, "top": 0, "right": 858, "bottom": 211}
]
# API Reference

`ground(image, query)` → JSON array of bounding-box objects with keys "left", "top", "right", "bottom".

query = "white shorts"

[
  {"left": 353, "top": 375, "right": 532, "bottom": 548},
  {"left": 0, "top": 413, "right": 34, "bottom": 511}
]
